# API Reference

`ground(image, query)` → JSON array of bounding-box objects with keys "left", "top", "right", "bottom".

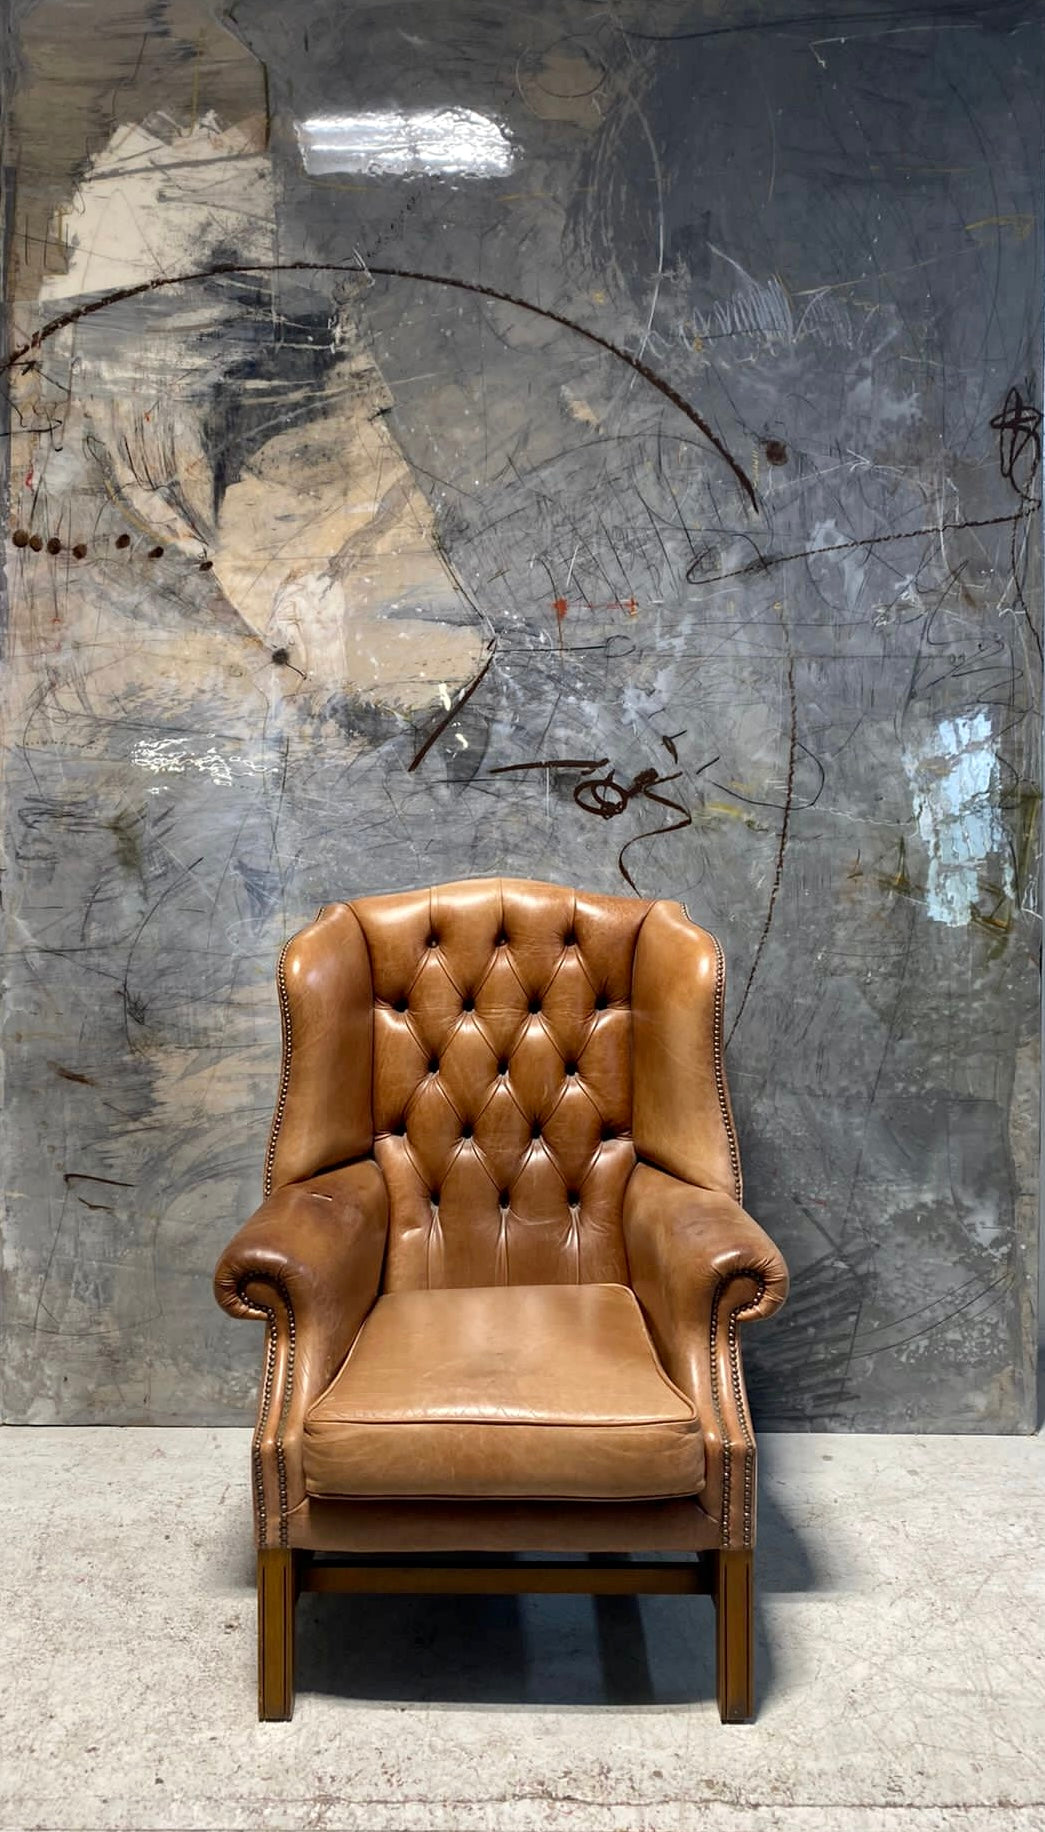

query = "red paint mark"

[
  {"left": 24, "top": 467, "right": 33, "bottom": 488},
  {"left": 552, "top": 596, "right": 639, "bottom": 619}
]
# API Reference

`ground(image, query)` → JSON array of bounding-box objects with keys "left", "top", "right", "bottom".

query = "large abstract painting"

[{"left": 2, "top": 0, "right": 1040, "bottom": 1427}]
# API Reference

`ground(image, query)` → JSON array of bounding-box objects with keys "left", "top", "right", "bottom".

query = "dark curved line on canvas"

[{"left": 3, "top": 259, "right": 759, "bottom": 512}]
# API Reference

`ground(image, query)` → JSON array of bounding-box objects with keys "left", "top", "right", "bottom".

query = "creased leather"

[
  {"left": 351, "top": 878, "right": 648, "bottom": 1289},
  {"left": 632, "top": 899, "right": 740, "bottom": 1198},
  {"left": 266, "top": 904, "right": 375, "bottom": 1194},
  {"left": 213, "top": 1160, "right": 388, "bottom": 1544},
  {"left": 623, "top": 1163, "right": 789, "bottom": 1547},
  {"left": 303, "top": 1283, "right": 704, "bottom": 1500},
  {"left": 214, "top": 876, "right": 789, "bottom": 1556}
]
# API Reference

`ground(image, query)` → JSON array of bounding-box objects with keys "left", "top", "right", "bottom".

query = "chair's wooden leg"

[
  {"left": 714, "top": 1548, "right": 754, "bottom": 1723},
  {"left": 257, "top": 1548, "right": 296, "bottom": 1721}
]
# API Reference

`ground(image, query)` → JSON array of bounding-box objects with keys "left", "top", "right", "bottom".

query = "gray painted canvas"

[{"left": 1, "top": 0, "right": 1040, "bottom": 1429}]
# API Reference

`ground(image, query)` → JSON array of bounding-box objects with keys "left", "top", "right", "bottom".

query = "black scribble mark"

[
  {"left": 616, "top": 772, "right": 695, "bottom": 895},
  {"left": 990, "top": 385, "right": 1041, "bottom": 505},
  {"left": 270, "top": 646, "right": 306, "bottom": 681},
  {"left": 61, "top": 1170, "right": 135, "bottom": 1216},
  {"left": 986, "top": 386, "right": 1043, "bottom": 660},
  {"left": 408, "top": 643, "right": 496, "bottom": 773},
  {"left": 710, "top": 738, "right": 824, "bottom": 813},
  {"left": 490, "top": 750, "right": 717, "bottom": 894},
  {"left": 623, "top": 5, "right": 1001, "bottom": 45},
  {"left": 686, "top": 541, "right": 720, "bottom": 579},
  {"left": 491, "top": 756, "right": 609, "bottom": 774},
  {"left": 63, "top": 1173, "right": 134, "bottom": 1188},
  {"left": 120, "top": 858, "right": 205, "bottom": 1045},
  {"left": 1008, "top": 513, "right": 1041, "bottom": 663},
  {"left": 575, "top": 770, "right": 640, "bottom": 818},
  {"left": 727, "top": 653, "right": 797, "bottom": 1046},
  {"left": 47, "top": 1062, "right": 96, "bottom": 1086},
  {"left": 685, "top": 510, "right": 1034, "bottom": 586},
  {"left": 661, "top": 729, "right": 685, "bottom": 763},
  {"left": 744, "top": 1238, "right": 874, "bottom": 1419},
  {"left": 2, "top": 260, "right": 759, "bottom": 512},
  {"left": 847, "top": 1269, "right": 1012, "bottom": 1360}
]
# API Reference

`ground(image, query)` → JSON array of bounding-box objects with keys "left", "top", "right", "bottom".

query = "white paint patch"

[
  {"left": 130, "top": 737, "right": 267, "bottom": 786},
  {"left": 39, "top": 113, "right": 274, "bottom": 301},
  {"left": 902, "top": 714, "right": 1012, "bottom": 925},
  {"left": 848, "top": 373, "right": 919, "bottom": 425},
  {"left": 295, "top": 109, "right": 515, "bottom": 176},
  {"left": 24, "top": 112, "right": 484, "bottom": 714}
]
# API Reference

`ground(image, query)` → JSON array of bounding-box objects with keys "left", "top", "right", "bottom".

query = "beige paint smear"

[
  {"left": 19, "top": 106, "right": 483, "bottom": 713},
  {"left": 36, "top": 113, "right": 273, "bottom": 305},
  {"left": 214, "top": 372, "right": 483, "bottom": 705}
]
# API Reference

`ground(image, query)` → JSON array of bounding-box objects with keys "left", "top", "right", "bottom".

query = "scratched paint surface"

[{"left": 1, "top": 0, "right": 1040, "bottom": 1427}]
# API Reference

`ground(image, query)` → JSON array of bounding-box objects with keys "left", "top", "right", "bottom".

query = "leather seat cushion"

[{"left": 303, "top": 1283, "right": 704, "bottom": 1501}]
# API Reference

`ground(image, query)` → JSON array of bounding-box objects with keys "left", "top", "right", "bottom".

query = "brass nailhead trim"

[
  {"left": 710, "top": 933, "right": 742, "bottom": 1204},
  {"left": 729, "top": 1290, "right": 763, "bottom": 1547},
  {"left": 262, "top": 936, "right": 295, "bottom": 1199},
  {"left": 707, "top": 1281, "right": 729, "bottom": 1545},
  {"left": 709, "top": 1272, "right": 765, "bottom": 1550},
  {"left": 239, "top": 1287, "right": 277, "bottom": 1546},
  {"left": 274, "top": 1272, "right": 295, "bottom": 1547},
  {"left": 238, "top": 1273, "right": 297, "bottom": 1548}
]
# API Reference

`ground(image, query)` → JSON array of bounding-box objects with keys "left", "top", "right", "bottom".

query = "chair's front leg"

[
  {"left": 713, "top": 1547, "right": 754, "bottom": 1722},
  {"left": 257, "top": 1547, "right": 297, "bottom": 1720}
]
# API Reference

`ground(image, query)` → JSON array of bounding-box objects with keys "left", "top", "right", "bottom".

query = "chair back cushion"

[{"left": 351, "top": 878, "right": 648, "bottom": 1288}]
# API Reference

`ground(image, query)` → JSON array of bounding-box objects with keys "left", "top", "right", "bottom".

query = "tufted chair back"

[{"left": 264, "top": 877, "right": 740, "bottom": 1292}]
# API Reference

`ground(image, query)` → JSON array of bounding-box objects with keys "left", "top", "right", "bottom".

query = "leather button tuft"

[
  {"left": 601, "top": 1124, "right": 615, "bottom": 1141},
  {"left": 498, "top": 1058, "right": 509, "bottom": 1075},
  {"left": 461, "top": 1123, "right": 473, "bottom": 1139},
  {"left": 462, "top": 996, "right": 474, "bottom": 1012},
  {"left": 428, "top": 1056, "right": 439, "bottom": 1074},
  {"left": 567, "top": 1190, "right": 580, "bottom": 1206},
  {"left": 430, "top": 1188, "right": 440, "bottom": 1204},
  {"left": 497, "top": 931, "right": 508, "bottom": 946},
  {"left": 427, "top": 934, "right": 439, "bottom": 948},
  {"left": 531, "top": 1121, "right": 542, "bottom": 1140},
  {"left": 394, "top": 997, "right": 408, "bottom": 1013},
  {"left": 529, "top": 997, "right": 541, "bottom": 1014},
  {"left": 564, "top": 929, "right": 576, "bottom": 946},
  {"left": 565, "top": 1061, "right": 577, "bottom": 1076},
  {"left": 594, "top": 992, "right": 608, "bottom": 1010},
  {"left": 396, "top": 1121, "right": 407, "bottom": 1137},
  {"left": 498, "top": 1189, "right": 510, "bottom": 1207}
]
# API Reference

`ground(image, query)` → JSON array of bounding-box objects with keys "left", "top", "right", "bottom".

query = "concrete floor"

[{"left": 1, "top": 1429, "right": 1043, "bottom": 1832}]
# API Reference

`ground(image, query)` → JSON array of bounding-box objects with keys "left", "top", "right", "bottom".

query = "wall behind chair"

[{"left": 1, "top": 0, "right": 1040, "bottom": 1429}]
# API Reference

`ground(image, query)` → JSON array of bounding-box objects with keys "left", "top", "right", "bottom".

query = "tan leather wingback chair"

[{"left": 214, "top": 878, "right": 788, "bottom": 1721}]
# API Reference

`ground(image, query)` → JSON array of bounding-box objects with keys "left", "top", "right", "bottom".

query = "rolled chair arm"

[
  {"left": 623, "top": 1162, "right": 788, "bottom": 1548},
  {"left": 214, "top": 1159, "right": 388, "bottom": 1545}
]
